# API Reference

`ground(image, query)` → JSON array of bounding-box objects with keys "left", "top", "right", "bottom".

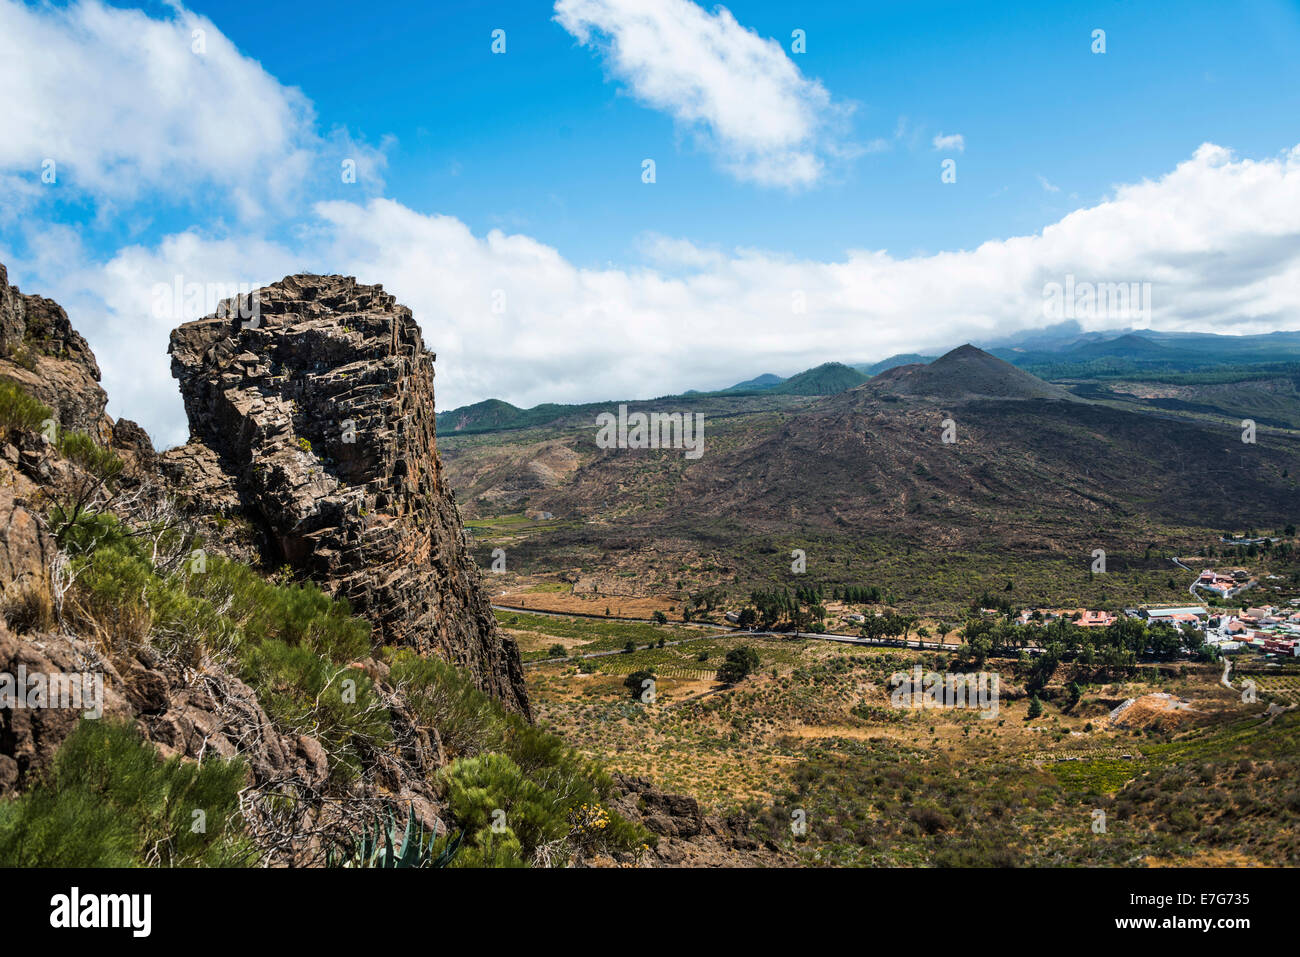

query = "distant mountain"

[
  {"left": 438, "top": 398, "right": 619, "bottom": 434},
  {"left": 439, "top": 364, "right": 864, "bottom": 434},
  {"left": 441, "top": 341, "right": 1300, "bottom": 553},
  {"left": 979, "top": 320, "right": 1108, "bottom": 354},
  {"left": 1063, "top": 333, "right": 1172, "bottom": 361},
  {"left": 854, "top": 353, "right": 938, "bottom": 376},
  {"left": 770, "top": 362, "right": 870, "bottom": 395},
  {"left": 439, "top": 398, "right": 525, "bottom": 432},
  {"left": 439, "top": 329, "right": 1300, "bottom": 435},
  {"left": 722, "top": 373, "right": 785, "bottom": 393},
  {"left": 993, "top": 330, "right": 1300, "bottom": 377},
  {"left": 863, "top": 345, "right": 1072, "bottom": 401}
]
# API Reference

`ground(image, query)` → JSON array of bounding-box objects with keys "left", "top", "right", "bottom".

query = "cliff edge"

[{"left": 161, "top": 275, "right": 530, "bottom": 717}]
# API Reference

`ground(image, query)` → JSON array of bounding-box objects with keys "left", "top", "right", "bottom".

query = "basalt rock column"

[{"left": 163, "top": 275, "right": 530, "bottom": 717}]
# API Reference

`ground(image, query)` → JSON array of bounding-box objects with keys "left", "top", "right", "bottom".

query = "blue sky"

[
  {"left": 2, "top": 0, "right": 1300, "bottom": 446},
  {"left": 174, "top": 0, "right": 1300, "bottom": 263}
]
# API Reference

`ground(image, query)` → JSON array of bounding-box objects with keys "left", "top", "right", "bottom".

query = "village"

[{"left": 1005, "top": 566, "right": 1300, "bottom": 660}]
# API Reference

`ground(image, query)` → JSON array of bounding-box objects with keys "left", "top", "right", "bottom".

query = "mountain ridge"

[{"left": 439, "top": 328, "right": 1300, "bottom": 436}]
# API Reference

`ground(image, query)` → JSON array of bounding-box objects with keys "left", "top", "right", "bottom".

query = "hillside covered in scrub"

[{"left": 0, "top": 263, "right": 676, "bottom": 868}]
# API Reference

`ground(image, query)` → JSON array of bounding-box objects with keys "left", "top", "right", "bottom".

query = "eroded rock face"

[
  {"left": 162, "top": 274, "right": 530, "bottom": 717},
  {"left": 0, "top": 623, "right": 135, "bottom": 796},
  {"left": 0, "top": 263, "right": 112, "bottom": 443},
  {"left": 0, "top": 484, "right": 55, "bottom": 608},
  {"left": 608, "top": 774, "right": 795, "bottom": 867}
]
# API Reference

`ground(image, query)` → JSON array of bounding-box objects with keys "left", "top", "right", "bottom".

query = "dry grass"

[
  {"left": 2, "top": 581, "right": 55, "bottom": 634},
  {"left": 516, "top": 608, "right": 1300, "bottom": 864}
]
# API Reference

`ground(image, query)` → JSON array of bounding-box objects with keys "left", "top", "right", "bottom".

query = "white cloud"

[
  {"left": 3, "top": 7, "right": 1297, "bottom": 450},
  {"left": 553, "top": 0, "right": 847, "bottom": 188},
  {"left": 0, "top": 0, "right": 385, "bottom": 218},
  {"left": 28, "top": 140, "right": 1296, "bottom": 450},
  {"left": 5, "top": 227, "right": 303, "bottom": 448},
  {"left": 633, "top": 232, "right": 726, "bottom": 271},
  {"left": 1037, "top": 174, "right": 1061, "bottom": 193},
  {"left": 932, "top": 132, "right": 965, "bottom": 152}
]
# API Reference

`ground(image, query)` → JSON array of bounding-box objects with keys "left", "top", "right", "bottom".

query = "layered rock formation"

[
  {"left": 0, "top": 263, "right": 113, "bottom": 443},
  {"left": 162, "top": 274, "right": 529, "bottom": 717}
]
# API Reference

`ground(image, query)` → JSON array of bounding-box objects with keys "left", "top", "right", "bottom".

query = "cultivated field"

[{"left": 510, "top": 610, "right": 1300, "bottom": 866}]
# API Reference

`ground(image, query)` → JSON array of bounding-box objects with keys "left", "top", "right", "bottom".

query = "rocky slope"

[
  {"left": 0, "top": 263, "right": 113, "bottom": 443},
  {"left": 0, "top": 264, "right": 542, "bottom": 865},
  {"left": 161, "top": 275, "right": 529, "bottom": 717},
  {"left": 2, "top": 264, "right": 786, "bottom": 869},
  {"left": 609, "top": 774, "right": 793, "bottom": 867},
  {"left": 442, "top": 345, "right": 1300, "bottom": 553}
]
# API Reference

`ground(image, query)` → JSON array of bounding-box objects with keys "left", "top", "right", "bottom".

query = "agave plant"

[{"left": 327, "top": 805, "right": 462, "bottom": 868}]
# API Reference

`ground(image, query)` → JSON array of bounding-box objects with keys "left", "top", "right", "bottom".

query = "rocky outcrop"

[
  {"left": 0, "top": 622, "right": 135, "bottom": 796},
  {"left": 0, "top": 264, "right": 112, "bottom": 443},
  {"left": 161, "top": 274, "right": 529, "bottom": 717},
  {"left": 0, "top": 264, "right": 518, "bottom": 864},
  {"left": 0, "top": 484, "right": 55, "bottom": 611},
  {"left": 609, "top": 774, "right": 795, "bottom": 867}
]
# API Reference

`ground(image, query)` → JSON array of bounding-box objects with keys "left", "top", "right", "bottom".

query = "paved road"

[
  {"left": 492, "top": 603, "right": 721, "bottom": 630},
  {"left": 495, "top": 603, "right": 966, "bottom": 651},
  {"left": 520, "top": 630, "right": 733, "bottom": 667},
  {"left": 503, "top": 603, "right": 1014, "bottom": 668}
]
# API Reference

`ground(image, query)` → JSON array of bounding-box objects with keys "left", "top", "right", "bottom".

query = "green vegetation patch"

[
  {"left": 0, "top": 719, "right": 250, "bottom": 867},
  {"left": 1051, "top": 759, "right": 1142, "bottom": 795}
]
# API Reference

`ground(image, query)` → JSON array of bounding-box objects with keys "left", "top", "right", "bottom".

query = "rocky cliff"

[
  {"left": 161, "top": 274, "right": 529, "bottom": 717},
  {"left": 0, "top": 263, "right": 344, "bottom": 821},
  {"left": 0, "top": 264, "right": 113, "bottom": 443}
]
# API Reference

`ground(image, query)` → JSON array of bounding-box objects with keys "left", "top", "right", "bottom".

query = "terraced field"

[{"left": 1250, "top": 672, "right": 1300, "bottom": 702}]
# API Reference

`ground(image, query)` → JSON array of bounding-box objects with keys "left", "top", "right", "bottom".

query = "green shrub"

[
  {"left": 451, "top": 828, "right": 528, "bottom": 868},
  {"left": 179, "top": 557, "right": 371, "bottom": 662},
  {"left": 240, "top": 640, "right": 390, "bottom": 782},
  {"left": 52, "top": 507, "right": 143, "bottom": 557},
  {"left": 624, "top": 668, "right": 656, "bottom": 700},
  {"left": 0, "top": 719, "right": 250, "bottom": 867},
  {"left": 64, "top": 542, "right": 159, "bottom": 655},
  {"left": 0, "top": 379, "right": 52, "bottom": 434},
  {"left": 438, "top": 729, "right": 649, "bottom": 866},
  {"left": 438, "top": 753, "right": 568, "bottom": 857},
  {"left": 388, "top": 648, "right": 504, "bottom": 759},
  {"left": 717, "top": 645, "right": 760, "bottom": 684},
  {"left": 56, "top": 429, "right": 123, "bottom": 481}
]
